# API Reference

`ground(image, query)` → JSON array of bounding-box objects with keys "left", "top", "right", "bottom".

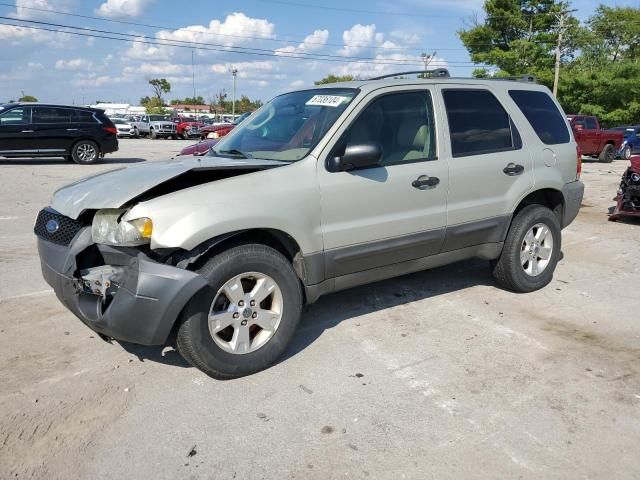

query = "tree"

[
  {"left": 141, "top": 96, "right": 169, "bottom": 114},
  {"left": 314, "top": 74, "right": 355, "bottom": 85},
  {"left": 170, "top": 96, "right": 206, "bottom": 106},
  {"left": 139, "top": 96, "right": 151, "bottom": 106},
  {"left": 148, "top": 78, "right": 171, "bottom": 101},
  {"left": 18, "top": 95, "right": 38, "bottom": 102}
]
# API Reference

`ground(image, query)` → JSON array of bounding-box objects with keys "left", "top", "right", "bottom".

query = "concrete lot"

[{"left": 1, "top": 139, "right": 639, "bottom": 479}]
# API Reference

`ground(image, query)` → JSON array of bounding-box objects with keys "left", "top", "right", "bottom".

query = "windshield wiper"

[{"left": 216, "top": 148, "right": 252, "bottom": 159}]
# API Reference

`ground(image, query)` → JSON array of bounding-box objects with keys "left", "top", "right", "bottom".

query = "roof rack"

[
  {"left": 369, "top": 68, "right": 450, "bottom": 80},
  {"left": 487, "top": 74, "right": 537, "bottom": 83}
]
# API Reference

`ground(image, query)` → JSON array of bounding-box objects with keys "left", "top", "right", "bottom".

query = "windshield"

[
  {"left": 213, "top": 88, "right": 358, "bottom": 161},
  {"left": 149, "top": 115, "right": 169, "bottom": 122},
  {"left": 111, "top": 118, "right": 126, "bottom": 124}
]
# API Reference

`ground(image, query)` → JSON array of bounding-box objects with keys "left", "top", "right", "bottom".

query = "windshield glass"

[
  {"left": 149, "top": 115, "right": 169, "bottom": 122},
  {"left": 213, "top": 88, "right": 358, "bottom": 161}
]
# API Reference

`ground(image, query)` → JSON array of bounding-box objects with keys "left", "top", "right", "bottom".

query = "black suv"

[{"left": 0, "top": 103, "right": 118, "bottom": 164}]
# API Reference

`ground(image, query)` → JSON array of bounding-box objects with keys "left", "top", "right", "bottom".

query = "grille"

[{"left": 34, "top": 209, "right": 85, "bottom": 246}]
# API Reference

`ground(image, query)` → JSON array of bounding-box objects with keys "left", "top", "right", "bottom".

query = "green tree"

[
  {"left": 139, "top": 96, "right": 151, "bottom": 106},
  {"left": 314, "top": 74, "right": 355, "bottom": 85},
  {"left": 18, "top": 95, "right": 38, "bottom": 102},
  {"left": 148, "top": 78, "right": 171, "bottom": 101},
  {"left": 142, "top": 96, "right": 169, "bottom": 114},
  {"left": 170, "top": 96, "right": 206, "bottom": 106}
]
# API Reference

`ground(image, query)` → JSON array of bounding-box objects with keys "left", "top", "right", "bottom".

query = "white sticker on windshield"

[{"left": 306, "top": 95, "right": 349, "bottom": 108}]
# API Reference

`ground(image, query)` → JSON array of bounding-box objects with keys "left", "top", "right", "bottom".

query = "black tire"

[
  {"left": 133, "top": 127, "right": 140, "bottom": 138},
  {"left": 622, "top": 145, "right": 632, "bottom": 160},
  {"left": 71, "top": 140, "right": 100, "bottom": 164},
  {"left": 150, "top": 129, "right": 157, "bottom": 139},
  {"left": 176, "top": 244, "right": 303, "bottom": 379},
  {"left": 598, "top": 143, "right": 615, "bottom": 163},
  {"left": 182, "top": 131, "right": 189, "bottom": 140},
  {"left": 491, "top": 204, "right": 561, "bottom": 293}
]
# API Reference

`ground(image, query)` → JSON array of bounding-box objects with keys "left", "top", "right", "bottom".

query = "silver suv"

[{"left": 35, "top": 70, "right": 584, "bottom": 378}]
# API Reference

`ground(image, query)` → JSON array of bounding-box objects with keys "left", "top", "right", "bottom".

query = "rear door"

[
  {"left": 437, "top": 86, "right": 533, "bottom": 252},
  {"left": 30, "top": 106, "right": 72, "bottom": 154},
  {"left": 0, "top": 107, "right": 34, "bottom": 155},
  {"left": 317, "top": 86, "right": 449, "bottom": 277}
]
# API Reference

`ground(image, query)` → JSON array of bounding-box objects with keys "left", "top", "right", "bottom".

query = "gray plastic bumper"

[
  {"left": 37, "top": 228, "right": 209, "bottom": 345},
  {"left": 562, "top": 180, "right": 585, "bottom": 228}
]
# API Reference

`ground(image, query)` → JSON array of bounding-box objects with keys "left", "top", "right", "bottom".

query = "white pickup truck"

[{"left": 129, "top": 114, "right": 177, "bottom": 139}]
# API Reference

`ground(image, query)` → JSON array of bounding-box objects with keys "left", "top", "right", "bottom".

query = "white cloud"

[
  {"left": 211, "top": 61, "right": 276, "bottom": 77},
  {"left": 55, "top": 58, "right": 95, "bottom": 71},
  {"left": 27, "top": 62, "right": 44, "bottom": 70},
  {"left": 290, "top": 79, "right": 305, "bottom": 88},
  {"left": 339, "top": 24, "right": 385, "bottom": 56},
  {"left": 389, "top": 31, "right": 421, "bottom": 45},
  {"left": 96, "top": 0, "right": 155, "bottom": 19},
  {"left": 123, "top": 63, "right": 185, "bottom": 76},
  {"left": 275, "top": 29, "right": 329, "bottom": 57},
  {"left": 15, "top": 0, "right": 76, "bottom": 20},
  {"left": 331, "top": 53, "right": 448, "bottom": 79},
  {"left": 0, "top": 1, "right": 75, "bottom": 44}
]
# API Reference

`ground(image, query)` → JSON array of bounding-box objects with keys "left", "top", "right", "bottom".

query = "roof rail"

[
  {"left": 369, "top": 68, "right": 450, "bottom": 80},
  {"left": 486, "top": 74, "right": 537, "bottom": 83}
]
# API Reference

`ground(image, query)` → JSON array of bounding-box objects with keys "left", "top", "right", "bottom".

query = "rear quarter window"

[{"left": 509, "top": 90, "right": 570, "bottom": 145}]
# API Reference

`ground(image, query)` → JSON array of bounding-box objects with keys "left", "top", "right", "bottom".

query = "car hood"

[
  {"left": 180, "top": 138, "right": 219, "bottom": 156},
  {"left": 51, "top": 156, "right": 287, "bottom": 219}
]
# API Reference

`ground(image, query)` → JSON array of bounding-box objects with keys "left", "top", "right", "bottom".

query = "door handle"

[
  {"left": 412, "top": 175, "right": 440, "bottom": 190},
  {"left": 66, "top": 128, "right": 79, "bottom": 131},
  {"left": 503, "top": 163, "right": 524, "bottom": 176},
  {"left": 21, "top": 130, "right": 34, "bottom": 133}
]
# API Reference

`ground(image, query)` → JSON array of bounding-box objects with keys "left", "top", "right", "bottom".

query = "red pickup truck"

[{"left": 567, "top": 115, "right": 624, "bottom": 163}]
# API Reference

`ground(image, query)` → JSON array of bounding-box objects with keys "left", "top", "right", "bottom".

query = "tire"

[
  {"left": 133, "top": 127, "right": 139, "bottom": 138},
  {"left": 621, "top": 145, "right": 632, "bottom": 160},
  {"left": 150, "top": 129, "right": 157, "bottom": 139},
  {"left": 182, "top": 131, "right": 189, "bottom": 140},
  {"left": 71, "top": 140, "right": 100, "bottom": 164},
  {"left": 176, "top": 244, "right": 303, "bottom": 379},
  {"left": 598, "top": 143, "right": 615, "bottom": 163},
  {"left": 491, "top": 204, "right": 561, "bottom": 293}
]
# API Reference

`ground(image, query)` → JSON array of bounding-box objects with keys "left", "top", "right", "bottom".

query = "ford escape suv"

[{"left": 35, "top": 70, "right": 584, "bottom": 379}]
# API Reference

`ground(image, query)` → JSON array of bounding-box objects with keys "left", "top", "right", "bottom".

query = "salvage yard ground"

[{"left": 1, "top": 139, "right": 639, "bottom": 479}]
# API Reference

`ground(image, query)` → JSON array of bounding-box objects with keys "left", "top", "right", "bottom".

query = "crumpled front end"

[
  {"left": 610, "top": 157, "right": 640, "bottom": 221},
  {"left": 35, "top": 208, "right": 210, "bottom": 345}
]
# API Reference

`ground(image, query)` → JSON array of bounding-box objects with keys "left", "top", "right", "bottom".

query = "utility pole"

[
  {"left": 230, "top": 67, "right": 238, "bottom": 118},
  {"left": 553, "top": 9, "right": 576, "bottom": 97},
  {"left": 191, "top": 49, "right": 196, "bottom": 102}
]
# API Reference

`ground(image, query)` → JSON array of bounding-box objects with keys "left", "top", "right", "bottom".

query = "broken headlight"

[{"left": 92, "top": 209, "right": 153, "bottom": 246}]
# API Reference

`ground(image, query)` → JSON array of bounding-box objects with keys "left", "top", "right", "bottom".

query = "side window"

[
  {"left": 72, "top": 110, "right": 97, "bottom": 123},
  {"left": 32, "top": 107, "right": 72, "bottom": 124},
  {"left": 340, "top": 91, "right": 436, "bottom": 166},
  {"left": 0, "top": 108, "right": 30, "bottom": 125},
  {"left": 572, "top": 117, "right": 585, "bottom": 129},
  {"left": 509, "top": 90, "right": 570, "bottom": 145},
  {"left": 443, "top": 89, "right": 519, "bottom": 157},
  {"left": 585, "top": 117, "right": 598, "bottom": 130}
]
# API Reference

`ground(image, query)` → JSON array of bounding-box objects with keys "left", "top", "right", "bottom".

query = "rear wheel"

[
  {"left": 71, "top": 140, "right": 100, "bottom": 164},
  {"left": 491, "top": 205, "right": 561, "bottom": 293},
  {"left": 599, "top": 144, "right": 615, "bottom": 163},
  {"left": 621, "top": 145, "right": 632, "bottom": 160},
  {"left": 150, "top": 129, "right": 157, "bottom": 139},
  {"left": 133, "top": 127, "right": 139, "bottom": 138},
  {"left": 176, "top": 244, "right": 303, "bottom": 379}
]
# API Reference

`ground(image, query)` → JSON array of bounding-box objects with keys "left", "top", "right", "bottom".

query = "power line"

[{"left": 0, "top": 20, "right": 488, "bottom": 68}]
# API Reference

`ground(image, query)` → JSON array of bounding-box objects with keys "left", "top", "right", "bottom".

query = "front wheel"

[
  {"left": 599, "top": 144, "right": 615, "bottom": 163},
  {"left": 491, "top": 205, "right": 561, "bottom": 293},
  {"left": 176, "top": 244, "right": 303, "bottom": 379},
  {"left": 150, "top": 129, "right": 157, "bottom": 139}
]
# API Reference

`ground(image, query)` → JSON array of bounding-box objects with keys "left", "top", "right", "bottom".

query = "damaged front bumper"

[{"left": 36, "top": 212, "right": 209, "bottom": 346}]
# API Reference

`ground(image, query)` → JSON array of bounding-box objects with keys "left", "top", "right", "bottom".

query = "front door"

[
  {"left": 437, "top": 86, "right": 534, "bottom": 252},
  {"left": 0, "top": 107, "right": 35, "bottom": 155},
  {"left": 317, "top": 87, "right": 449, "bottom": 278}
]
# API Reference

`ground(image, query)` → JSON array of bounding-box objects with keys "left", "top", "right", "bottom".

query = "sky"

[{"left": 0, "top": 0, "right": 623, "bottom": 106}]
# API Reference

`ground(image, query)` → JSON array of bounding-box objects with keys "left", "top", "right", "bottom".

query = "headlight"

[{"left": 92, "top": 209, "right": 153, "bottom": 246}]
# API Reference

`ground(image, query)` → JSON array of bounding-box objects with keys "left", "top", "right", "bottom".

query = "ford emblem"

[{"left": 45, "top": 219, "right": 60, "bottom": 234}]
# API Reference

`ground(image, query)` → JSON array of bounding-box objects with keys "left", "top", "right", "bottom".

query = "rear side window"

[
  {"left": 509, "top": 90, "right": 570, "bottom": 145},
  {"left": 585, "top": 117, "right": 597, "bottom": 130},
  {"left": 443, "top": 89, "right": 518, "bottom": 157},
  {"left": 32, "top": 107, "right": 72, "bottom": 124},
  {"left": 73, "top": 110, "right": 98, "bottom": 123}
]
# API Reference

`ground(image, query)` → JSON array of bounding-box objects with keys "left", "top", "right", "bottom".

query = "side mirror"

[{"left": 327, "top": 142, "right": 383, "bottom": 172}]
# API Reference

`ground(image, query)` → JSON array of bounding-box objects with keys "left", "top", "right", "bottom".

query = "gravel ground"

[{"left": 1, "top": 140, "right": 639, "bottom": 479}]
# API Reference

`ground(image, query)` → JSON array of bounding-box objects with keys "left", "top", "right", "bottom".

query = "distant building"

[
  {"left": 171, "top": 104, "right": 212, "bottom": 114},
  {"left": 88, "top": 103, "right": 146, "bottom": 116}
]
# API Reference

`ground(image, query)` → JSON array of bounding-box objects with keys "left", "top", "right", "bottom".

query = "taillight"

[
  {"left": 103, "top": 126, "right": 118, "bottom": 135},
  {"left": 576, "top": 145, "right": 582, "bottom": 180}
]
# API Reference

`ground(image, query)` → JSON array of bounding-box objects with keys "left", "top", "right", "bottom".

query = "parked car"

[
  {"left": 129, "top": 114, "right": 176, "bottom": 139},
  {"left": 567, "top": 115, "right": 624, "bottom": 163},
  {"left": 179, "top": 138, "right": 220, "bottom": 156},
  {"left": 612, "top": 126, "right": 640, "bottom": 160},
  {"left": 199, "top": 123, "right": 234, "bottom": 140},
  {"left": 111, "top": 118, "right": 133, "bottom": 137},
  {"left": 610, "top": 155, "right": 640, "bottom": 221},
  {"left": 34, "top": 71, "right": 583, "bottom": 378},
  {"left": 171, "top": 116, "right": 204, "bottom": 140},
  {"left": 0, "top": 103, "right": 118, "bottom": 164}
]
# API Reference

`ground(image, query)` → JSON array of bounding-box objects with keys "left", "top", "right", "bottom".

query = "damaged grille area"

[{"left": 34, "top": 208, "right": 84, "bottom": 246}]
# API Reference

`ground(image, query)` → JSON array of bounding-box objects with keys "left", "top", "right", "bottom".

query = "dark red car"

[
  {"left": 568, "top": 115, "right": 624, "bottom": 163},
  {"left": 171, "top": 116, "right": 205, "bottom": 140},
  {"left": 199, "top": 123, "right": 234, "bottom": 140},
  {"left": 179, "top": 138, "right": 220, "bottom": 156}
]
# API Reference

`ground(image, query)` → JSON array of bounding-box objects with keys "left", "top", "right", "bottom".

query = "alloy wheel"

[
  {"left": 521, "top": 223, "right": 554, "bottom": 276},
  {"left": 208, "top": 272, "right": 283, "bottom": 354},
  {"left": 76, "top": 143, "right": 97, "bottom": 163}
]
